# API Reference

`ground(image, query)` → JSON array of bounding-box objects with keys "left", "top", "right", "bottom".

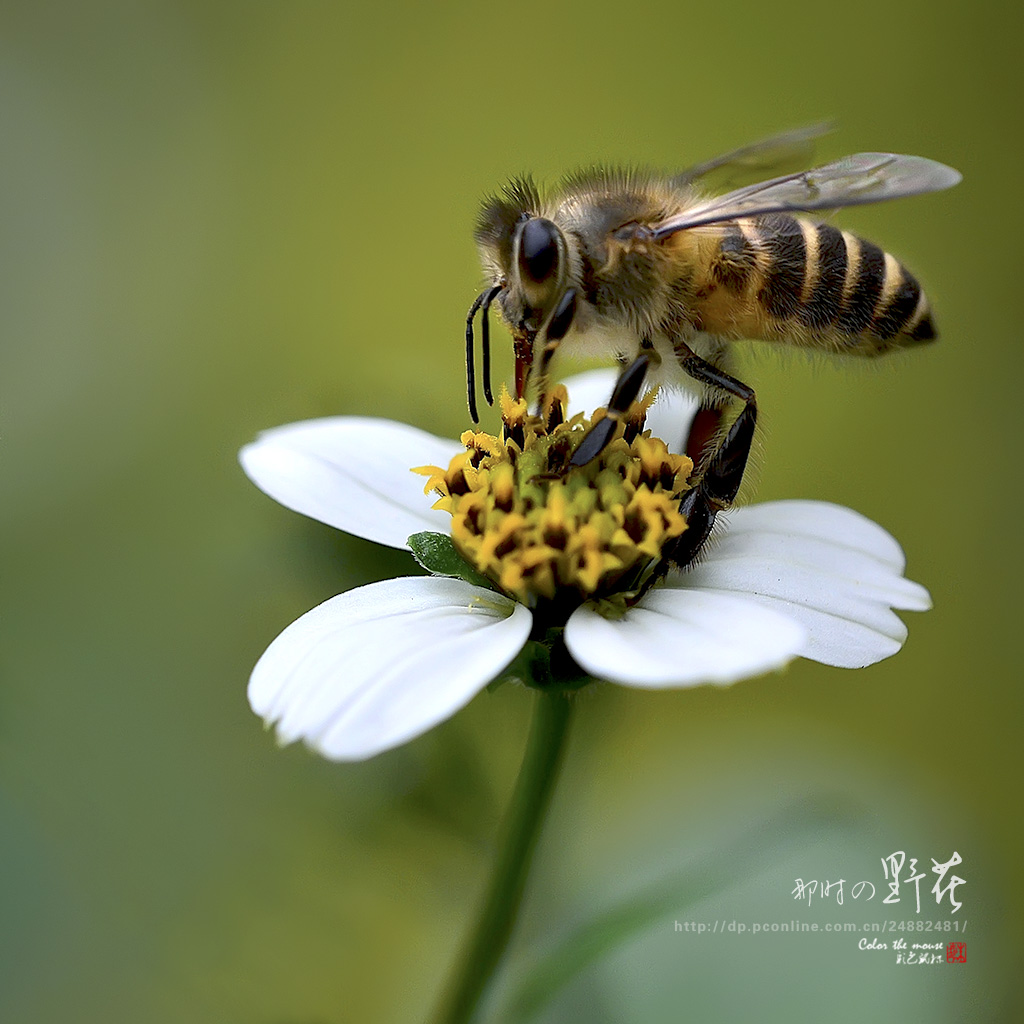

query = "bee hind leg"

[{"left": 665, "top": 348, "right": 757, "bottom": 572}]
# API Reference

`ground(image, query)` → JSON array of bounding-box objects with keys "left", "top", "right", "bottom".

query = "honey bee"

[{"left": 465, "top": 127, "right": 960, "bottom": 570}]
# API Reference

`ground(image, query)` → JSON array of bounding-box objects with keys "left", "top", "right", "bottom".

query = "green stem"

[{"left": 427, "top": 687, "right": 573, "bottom": 1024}]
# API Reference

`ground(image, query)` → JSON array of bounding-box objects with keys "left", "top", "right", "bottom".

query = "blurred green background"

[{"left": 2, "top": 2, "right": 1017, "bottom": 1021}]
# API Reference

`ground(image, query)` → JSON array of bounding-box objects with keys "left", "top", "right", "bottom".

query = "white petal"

[
  {"left": 240, "top": 417, "right": 461, "bottom": 549},
  {"left": 562, "top": 368, "right": 621, "bottom": 417},
  {"left": 723, "top": 500, "right": 909, "bottom": 570},
  {"left": 562, "top": 370, "right": 698, "bottom": 456},
  {"left": 564, "top": 589, "right": 805, "bottom": 688},
  {"left": 249, "top": 576, "right": 532, "bottom": 761},
  {"left": 676, "top": 501, "right": 931, "bottom": 669}
]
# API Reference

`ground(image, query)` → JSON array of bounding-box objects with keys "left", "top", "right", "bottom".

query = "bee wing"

[
  {"left": 670, "top": 122, "right": 834, "bottom": 191},
  {"left": 652, "top": 153, "right": 962, "bottom": 239}
]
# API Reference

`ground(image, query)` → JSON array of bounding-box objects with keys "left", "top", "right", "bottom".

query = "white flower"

[{"left": 240, "top": 373, "right": 930, "bottom": 761}]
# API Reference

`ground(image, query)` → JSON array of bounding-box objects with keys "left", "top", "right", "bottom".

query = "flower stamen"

[{"left": 416, "top": 388, "right": 694, "bottom": 608}]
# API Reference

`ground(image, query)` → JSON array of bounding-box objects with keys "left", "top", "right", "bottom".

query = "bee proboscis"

[{"left": 465, "top": 128, "right": 960, "bottom": 572}]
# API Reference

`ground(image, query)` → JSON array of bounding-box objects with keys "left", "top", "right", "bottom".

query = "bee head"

[
  {"left": 474, "top": 184, "right": 578, "bottom": 400},
  {"left": 504, "top": 216, "right": 577, "bottom": 398}
]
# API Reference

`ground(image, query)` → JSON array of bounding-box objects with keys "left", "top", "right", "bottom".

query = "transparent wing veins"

[
  {"left": 652, "top": 153, "right": 962, "bottom": 239},
  {"left": 669, "top": 122, "right": 834, "bottom": 191}
]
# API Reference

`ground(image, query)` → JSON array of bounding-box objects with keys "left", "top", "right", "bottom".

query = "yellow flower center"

[{"left": 416, "top": 388, "right": 693, "bottom": 606}]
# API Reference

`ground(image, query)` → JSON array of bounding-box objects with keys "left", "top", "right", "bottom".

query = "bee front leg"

[
  {"left": 569, "top": 350, "right": 652, "bottom": 467},
  {"left": 666, "top": 345, "right": 757, "bottom": 571}
]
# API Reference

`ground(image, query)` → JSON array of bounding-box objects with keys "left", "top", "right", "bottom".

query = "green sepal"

[
  {"left": 407, "top": 532, "right": 494, "bottom": 590},
  {"left": 586, "top": 593, "right": 630, "bottom": 621},
  {"left": 488, "top": 640, "right": 551, "bottom": 692},
  {"left": 488, "top": 632, "right": 594, "bottom": 694}
]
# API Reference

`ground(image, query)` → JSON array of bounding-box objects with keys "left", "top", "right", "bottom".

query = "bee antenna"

[
  {"left": 465, "top": 289, "right": 488, "bottom": 423},
  {"left": 480, "top": 284, "right": 502, "bottom": 407}
]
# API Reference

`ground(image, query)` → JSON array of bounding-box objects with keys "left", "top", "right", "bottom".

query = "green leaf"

[
  {"left": 500, "top": 795, "right": 866, "bottom": 1022},
  {"left": 407, "top": 532, "right": 494, "bottom": 590}
]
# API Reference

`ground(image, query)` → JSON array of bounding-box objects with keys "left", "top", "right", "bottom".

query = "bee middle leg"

[
  {"left": 666, "top": 342, "right": 757, "bottom": 571},
  {"left": 568, "top": 349, "right": 652, "bottom": 467}
]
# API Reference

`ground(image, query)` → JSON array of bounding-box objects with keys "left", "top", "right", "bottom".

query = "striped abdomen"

[{"left": 696, "top": 213, "right": 936, "bottom": 354}]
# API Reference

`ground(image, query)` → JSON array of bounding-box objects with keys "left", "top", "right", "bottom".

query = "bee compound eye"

[{"left": 519, "top": 218, "right": 560, "bottom": 283}]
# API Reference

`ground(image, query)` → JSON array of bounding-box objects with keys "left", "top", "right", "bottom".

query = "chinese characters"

[{"left": 794, "top": 851, "right": 964, "bottom": 913}]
